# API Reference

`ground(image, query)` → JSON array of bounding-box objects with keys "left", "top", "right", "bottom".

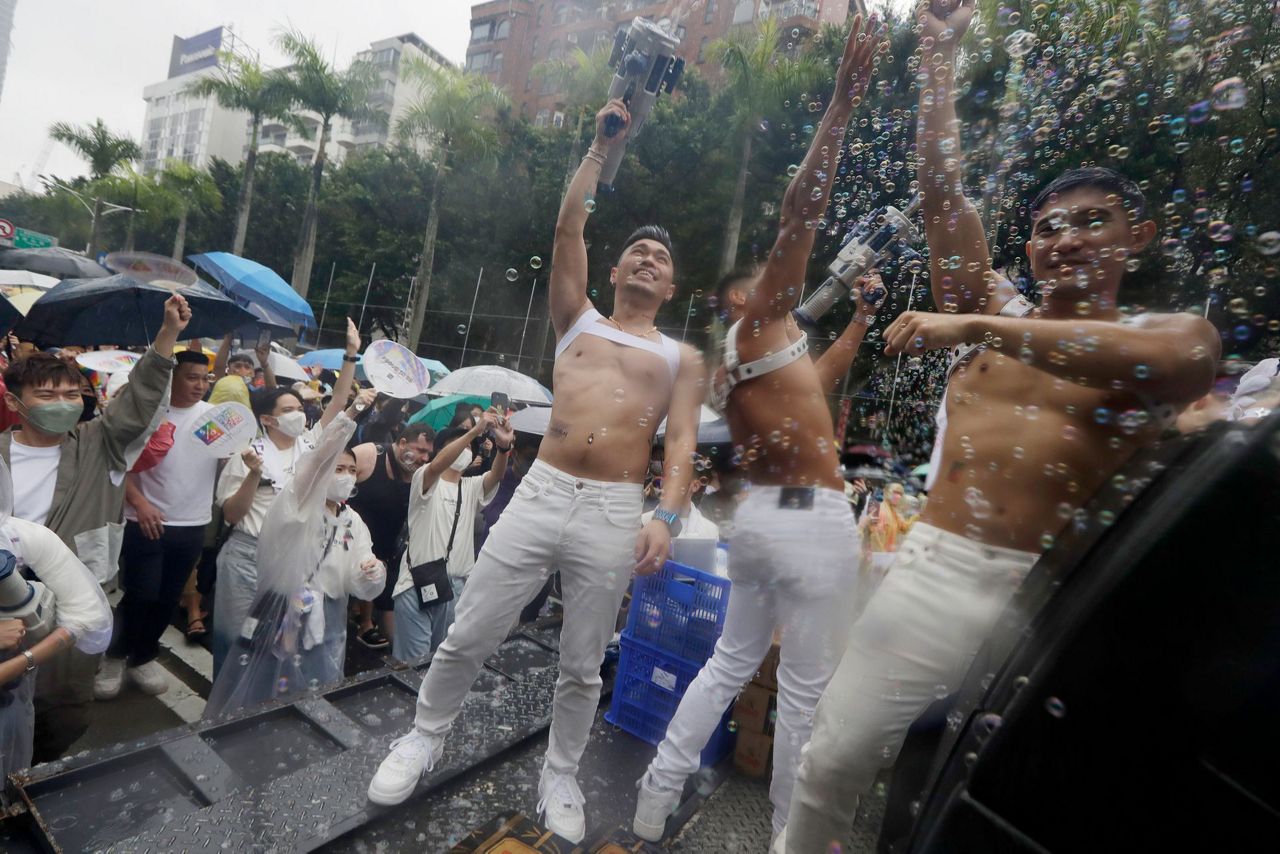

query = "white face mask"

[
  {"left": 449, "top": 448, "right": 474, "bottom": 472},
  {"left": 326, "top": 474, "right": 356, "bottom": 502},
  {"left": 272, "top": 410, "right": 307, "bottom": 438}
]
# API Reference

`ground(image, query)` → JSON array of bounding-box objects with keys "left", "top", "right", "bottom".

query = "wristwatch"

[
  {"left": 653, "top": 507, "right": 683, "bottom": 537},
  {"left": 342, "top": 354, "right": 359, "bottom": 364},
  {"left": 22, "top": 649, "right": 36, "bottom": 673},
  {"left": 495, "top": 443, "right": 513, "bottom": 454}
]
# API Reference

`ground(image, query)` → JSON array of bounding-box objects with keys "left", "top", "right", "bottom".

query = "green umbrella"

[{"left": 406, "top": 393, "right": 491, "bottom": 432}]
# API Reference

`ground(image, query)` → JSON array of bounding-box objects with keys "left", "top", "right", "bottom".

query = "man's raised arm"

[
  {"left": 917, "top": 0, "right": 1017, "bottom": 315},
  {"left": 549, "top": 100, "right": 631, "bottom": 339},
  {"left": 747, "top": 15, "right": 883, "bottom": 324}
]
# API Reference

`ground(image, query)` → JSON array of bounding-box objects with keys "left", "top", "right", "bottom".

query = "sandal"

[{"left": 186, "top": 616, "right": 209, "bottom": 641}]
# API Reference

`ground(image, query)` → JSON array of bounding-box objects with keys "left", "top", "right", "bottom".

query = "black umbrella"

[
  {"left": 0, "top": 292, "right": 20, "bottom": 338},
  {"left": 0, "top": 247, "right": 110, "bottom": 279},
  {"left": 13, "top": 274, "right": 255, "bottom": 346}
]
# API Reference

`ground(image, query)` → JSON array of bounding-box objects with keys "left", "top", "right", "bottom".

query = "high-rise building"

[
  {"left": 465, "top": 0, "right": 850, "bottom": 125},
  {"left": 139, "top": 26, "right": 255, "bottom": 174},
  {"left": 350, "top": 33, "right": 454, "bottom": 151},
  {"left": 0, "top": 0, "right": 18, "bottom": 105}
]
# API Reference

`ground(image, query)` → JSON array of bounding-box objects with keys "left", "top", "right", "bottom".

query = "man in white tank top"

[{"left": 369, "top": 99, "right": 704, "bottom": 843}]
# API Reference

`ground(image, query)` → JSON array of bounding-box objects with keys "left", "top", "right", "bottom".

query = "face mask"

[
  {"left": 272, "top": 410, "right": 308, "bottom": 438},
  {"left": 327, "top": 475, "right": 356, "bottom": 502},
  {"left": 19, "top": 400, "right": 83, "bottom": 435},
  {"left": 449, "top": 448, "right": 474, "bottom": 472}
]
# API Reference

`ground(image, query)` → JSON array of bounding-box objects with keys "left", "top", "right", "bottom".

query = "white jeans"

[
  {"left": 413, "top": 460, "right": 641, "bottom": 775},
  {"left": 785, "top": 523, "right": 1037, "bottom": 853},
  {"left": 647, "top": 487, "right": 860, "bottom": 837}
]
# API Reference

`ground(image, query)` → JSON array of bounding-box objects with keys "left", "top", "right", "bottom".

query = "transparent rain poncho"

[
  {"left": 0, "top": 458, "right": 113, "bottom": 774},
  {"left": 204, "top": 413, "right": 359, "bottom": 719}
]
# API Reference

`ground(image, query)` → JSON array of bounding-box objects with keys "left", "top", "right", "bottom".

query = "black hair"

[
  {"left": 397, "top": 422, "right": 435, "bottom": 443},
  {"left": 1031, "top": 167, "right": 1148, "bottom": 221},
  {"left": 434, "top": 425, "right": 469, "bottom": 449},
  {"left": 2, "top": 352, "right": 82, "bottom": 396},
  {"left": 621, "top": 225, "right": 675, "bottom": 260},
  {"left": 714, "top": 268, "right": 756, "bottom": 304},
  {"left": 251, "top": 387, "right": 304, "bottom": 420},
  {"left": 227, "top": 352, "right": 254, "bottom": 367},
  {"left": 174, "top": 351, "right": 210, "bottom": 368}
]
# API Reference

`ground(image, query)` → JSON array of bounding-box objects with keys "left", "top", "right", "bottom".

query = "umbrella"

[
  {"left": 236, "top": 299, "right": 299, "bottom": 342},
  {"left": 0, "top": 247, "right": 109, "bottom": 279},
  {"left": 405, "top": 393, "right": 491, "bottom": 431},
  {"left": 297, "top": 348, "right": 451, "bottom": 382},
  {"left": 13, "top": 275, "right": 255, "bottom": 346},
  {"left": 0, "top": 293, "right": 20, "bottom": 337},
  {"left": 188, "top": 251, "right": 316, "bottom": 328},
  {"left": 0, "top": 285, "right": 45, "bottom": 315},
  {"left": 103, "top": 251, "right": 198, "bottom": 286},
  {"left": 269, "top": 351, "right": 308, "bottom": 382},
  {"left": 0, "top": 271, "right": 59, "bottom": 289},
  {"left": 430, "top": 364, "right": 552, "bottom": 404},
  {"left": 509, "top": 405, "right": 553, "bottom": 436},
  {"left": 656, "top": 405, "right": 732, "bottom": 445}
]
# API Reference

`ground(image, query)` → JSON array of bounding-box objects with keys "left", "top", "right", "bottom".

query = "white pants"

[
  {"left": 647, "top": 487, "right": 860, "bottom": 837},
  {"left": 785, "top": 523, "right": 1037, "bottom": 853},
  {"left": 413, "top": 460, "right": 641, "bottom": 776}
]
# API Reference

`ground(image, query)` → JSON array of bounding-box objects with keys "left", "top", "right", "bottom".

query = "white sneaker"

[
  {"left": 94, "top": 658, "right": 126, "bottom": 700},
  {"left": 632, "top": 769, "right": 681, "bottom": 842},
  {"left": 537, "top": 767, "right": 586, "bottom": 843},
  {"left": 367, "top": 730, "right": 443, "bottom": 806},
  {"left": 127, "top": 660, "right": 170, "bottom": 695}
]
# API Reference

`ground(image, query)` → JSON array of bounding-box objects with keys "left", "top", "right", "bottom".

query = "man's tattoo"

[{"left": 548, "top": 419, "right": 570, "bottom": 439}]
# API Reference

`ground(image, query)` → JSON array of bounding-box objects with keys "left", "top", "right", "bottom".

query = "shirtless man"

[
  {"left": 629, "top": 17, "right": 886, "bottom": 845},
  {"left": 368, "top": 99, "right": 704, "bottom": 843},
  {"left": 782, "top": 3, "right": 1220, "bottom": 850}
]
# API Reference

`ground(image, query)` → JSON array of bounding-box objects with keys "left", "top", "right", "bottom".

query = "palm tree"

[
  {"left": 97, "top": 167, "right": 159, "bottom": 252},
  {"left": 158, "top": 160, "right": 222, "bottom": 261},
  {"left": 532, "top": 46, "right": 613, "bottom": 185},
  {"left": 276, "top": 30, "right": 381, "bottom": 298},
  {"left": 395, "top": 58, "right": 509, "bottom": 351},
  {"left": 708, "top": 18, "right": 820, "bottom": 275},
  {"left": 185, "top": 53, "right": 294, "bottom": 256},
  {"left": 47, "top": 119, "right": 141, "bottom": 257}
]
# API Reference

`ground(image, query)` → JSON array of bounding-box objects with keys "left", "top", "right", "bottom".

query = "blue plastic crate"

[
  {"left": 625, "top": 560, "right": 731, "bottom": 666},
  {"left": 605, "top": 635, "right": 736, "bottom": 767}
]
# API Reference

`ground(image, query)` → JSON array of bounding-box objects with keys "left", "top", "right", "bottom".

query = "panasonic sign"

[{"left": 168, "top": 27, "right": 223, "bottom": 79}]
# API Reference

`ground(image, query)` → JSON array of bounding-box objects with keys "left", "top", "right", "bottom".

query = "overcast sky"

[{"left": 0, "top": 0, "right": 474, "bottom": 185}]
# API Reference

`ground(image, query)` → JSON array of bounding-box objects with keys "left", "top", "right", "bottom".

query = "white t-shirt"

[
  {"left": 215, "top": 424, "right": 321, "bottom": 538},
  {"left": 393, "top": 469, "right": 497, "bottom": 598},
  {"left": 124, "top": 401, "right": 219, "bottom": 527},
  {"left": 9, "top": 440, "right": 63, "bottom": 526}
]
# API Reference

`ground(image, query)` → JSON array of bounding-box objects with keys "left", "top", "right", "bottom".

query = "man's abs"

[
  {"left": 922, "top": 350, "right": 1161, "bottom": 552},
  {"left": 539, "top": 336, "right": 672, "bottom": 483}
]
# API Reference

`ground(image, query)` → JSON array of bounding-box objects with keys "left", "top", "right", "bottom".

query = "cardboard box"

[
  {"left": 753, "top": 642, "right": 781, "bottom": 692},
  {"left": 733, "top": 682, "right": 775, "bottom": 736},
  {"left": 734, "top": 729, "right": 773, "bottom": 778}
]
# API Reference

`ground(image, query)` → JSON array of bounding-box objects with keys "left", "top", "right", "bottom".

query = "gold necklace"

[{"left": 606, "top": 315, "right": 658, "bottom": 337}]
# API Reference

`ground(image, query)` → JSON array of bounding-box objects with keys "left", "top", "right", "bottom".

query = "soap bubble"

[
  {"left": 1256, "top": 232, "right": 1280, "bottom": 256},
  {"left": 529, "top": 255, "right": 543, "bottom": 269},
  {"left": 456, "top": 324, "right": 467, "bottom": 335},
  {"left": 1211, "top": 77, "right": 1248, "bottom": 111},
  {"left": 505, "top": 268, "right": 518, "bottom": 281},
  {"left": 1003, "top": 30, "right": 1038, "bottom": 59}
]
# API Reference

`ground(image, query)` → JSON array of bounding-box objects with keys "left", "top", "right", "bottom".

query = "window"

[
  {"left": 494, "top": 18, "right": 511, "bottom": 40},
  {"left": 468, "top": 52, "right": 491, "bottom": 71},
  {"left": 471, "top": 21, "right": 491, "bottom": 42},
  {"left": 552, "top": 110, "right": 566, "bottom": 128},
  {"left": 535, "top": 109, "right": 550, "bottom": 127},
  {"left": 676, "top": 25, "right": 687, "bottom": 42},
  {"left": 492, "top": 52, "right": 504, "bottom": 74},
  {"left": 705, "top": 0, "right": 717, "bottom": 25},
  {"left": 733, "top": 0, "right": 755, "bottom": 25},
  {"left": 567, "top": 32, "right": 578, "bottom": 45},
  {"left": 698, "top": 36, "right": 709, "bottom": 63},
  {"left": 553, "top": 5, "right": 569, "bottom": 25}
]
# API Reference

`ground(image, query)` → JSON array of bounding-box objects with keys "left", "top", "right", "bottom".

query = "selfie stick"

[
  {"left": 598, "top": 17, "right": 684, "bottom": 191},
  {"left": 794, "top": 194, "right": 923, "bottom": 326}
]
